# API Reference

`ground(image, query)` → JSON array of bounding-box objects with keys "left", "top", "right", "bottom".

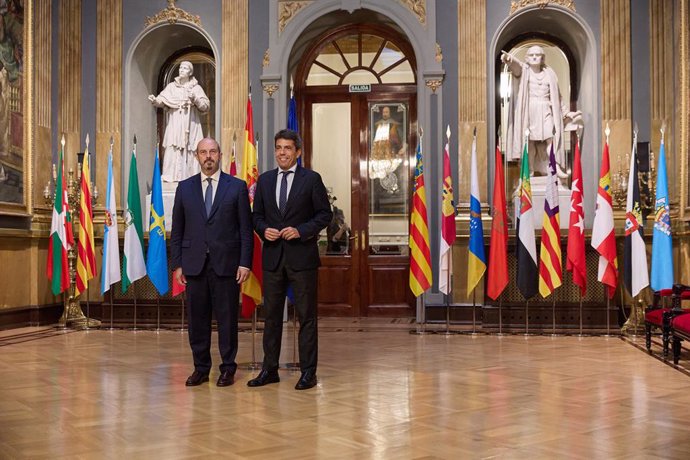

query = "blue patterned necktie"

[
  {"left": 205, "top": 177, "right": 213, "bottom": 217},
  {"left": 279, "top": 171, "right": 293, "bottom": 214}
]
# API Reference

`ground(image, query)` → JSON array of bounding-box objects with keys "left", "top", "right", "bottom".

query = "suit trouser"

[
  {"left": 186, "top": 258, "right": 239, "bottom": 374},
  {"left": 262, "top": 257, "right": 318, "bottom": 373}
]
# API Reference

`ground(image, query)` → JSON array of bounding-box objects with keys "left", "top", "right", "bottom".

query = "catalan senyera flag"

[
  {"left": 487, "top": 145, "right": 508, "bottom": 301},
  {"left": 516, "top": 140, "right": 538, "bottom": 300},
  {"left": 566, "top": 138, "right": 587, "bottom": 295},
  {"left": 467, "top": 133, "right": 486, "bottom": 294},
  {"left": 75, "top": 147, "right": 96, "bottom": 297},
  {"left": 623, "top": 137, "right": 649, "bottom": 297},
  {"left": 439, "top": 131, "right": 455, "bottom": 295},
  {"left": 650, "top": 138, "right": 673, "bottom": 291},
  {"left": 47, "top": 147, "right": 74, "bottom": 296},
  {"left": 409, "top": 141, "right": 432, "bottom": 297},
  {"left": 538, "top": 145, "right": 562, "bottom": 297},
  {"left": 591, "top": 140, "right": 618, "bottom": 298},
  {"left": 240, "top": 94, "right": 263, "bottom": 317}
]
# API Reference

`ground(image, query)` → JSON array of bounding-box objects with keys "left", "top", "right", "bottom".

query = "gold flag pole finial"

[
  {"left": 660, "top": 122, "right": 666, "bottom": 142},
  {"left": 605, "top": 123, "right": 610, "bottom": 143},
  {"left": 61, "top": 134, "right": 65, "bottom": 150},
  {"left": 446, "top": 125, "right": 451, "bottom": 142}
]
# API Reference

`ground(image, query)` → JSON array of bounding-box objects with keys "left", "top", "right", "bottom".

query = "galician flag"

[
  {"left": 516, "top": 139, "right": 538, "bottom": 300},
  {"left": 122, "top": 142, "right": 146, "bottom": 293},
  {"left": 47, "top": 144, "right": 74, "bottom": 296},
  {"left": 409, "top": 139, "right": 432, "bottom": 297},
  {"left": 566, "top": 138, "right": 587, "bottom": 295},
  {"left": 467, "top": 131, "right": 486, "bottom": 294},
  {"left": 538, "top": 144, "right": 562, "bottom": 297},
  {"left": 439, "top": 126, "right": 455, "bottom": 295},
  {"left": 101, "top": 142, "right": 121, "bottom": 294},
  {"left": 650, "top": 137, "right": 673, "bottom": 291},
  {"left": 75, "top": 139, "right": 96, "bottom": 296},
  {"left": 146, "top": 146, "right": 169, "bottom": 295},
  {"left": 487, "top": 145, "right": 508, "bottom": 300},
  {"left": 591, "top": 139, "right": 618, "bottom": 298}
]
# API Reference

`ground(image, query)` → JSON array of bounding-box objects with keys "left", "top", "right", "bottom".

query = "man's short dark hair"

[{"left": 274, "top": 129, "right": 302, "bottom": 151}]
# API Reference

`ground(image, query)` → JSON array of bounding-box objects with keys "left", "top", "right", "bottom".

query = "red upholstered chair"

[
  {"left": 646, "top": 284, "right": 690, "bottom": 357},
  {"left": 671, "top": 313, "right": 690, "bottom": 364}
]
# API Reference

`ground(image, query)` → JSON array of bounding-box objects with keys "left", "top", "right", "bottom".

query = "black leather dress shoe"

[
  {"left": 247, "top": 369, "right": 280, "bottom": 387},
  {"left": 295, "top": 371, "right": 317, "bottom": 390},
  {"left": 185, "top": 371, "right": 209, "bottom": 387},
  {"left": 216, "top": 370, "right": 235, "bottom": 387}
]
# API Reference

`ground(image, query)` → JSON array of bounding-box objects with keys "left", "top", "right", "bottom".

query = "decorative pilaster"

[
  {"left": 678, "top": 0, "right": 689, "bottom": 217},
  {"left": 58, "top": 0, "right": 82, "bottom": 170},
  {"left": 96, "top": 0, "right": 122, "bottom": 200},
  {"left": 222, "top": 0, "right": 249, "bottom": 172},
  {"left": 34, "top": 0, "right": 51, "bottom": 211}
]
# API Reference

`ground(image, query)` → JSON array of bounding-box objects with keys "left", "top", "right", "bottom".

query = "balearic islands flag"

[
  {"left": 650, "top": 138, "right": 673, "bottom": 291},
  {"left": 516, "top": 140, "right": 538, "bottom": 300},
  {"left": 566, "top": 138, "right": 587, "bottom": 295},
  {"left": 591, "top": 139, "right": 618, "bottom": 298},
  {"left": 623, "top": 137, "right": 649, "bottom": 297},
  {"left": 439, "top": 128, "right": 455, "bottom": 295},
  {"left": 538, "top": 145, "right": 562, "bottom": 297},
  {"left": 75, "top": 143, "right": 96, "bottom": 296},
  {"left": 487, "top": 145, "right": 508, "bottom": 300},
  {"left": 467, "top": 132, "right": 486, "bottom": 294},
  {"left": 122, "top": 144, "right": 146, "bottom": 293},
  {"left": 101, "top": 144, "right": 121, "bottom": 294},
  {"left": 47, "top": 146, "right": 74, "bottom": 296},
  {"left": 146, "top": 146, "right": 169, "bottom": 295},
  {"left": 409, "top": 140, "right": 432, "bottom": 297},
  {"left": 240, "top": 94, "right": 264, "bottom": 318}
]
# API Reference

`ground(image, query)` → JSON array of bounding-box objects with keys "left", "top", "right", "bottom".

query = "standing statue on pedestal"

[
  {"left": 149, "top": 61, "right": 210, "bottom": 183},
  {"left": 502, "top": 45, "right": 581, "bottom": 178}
]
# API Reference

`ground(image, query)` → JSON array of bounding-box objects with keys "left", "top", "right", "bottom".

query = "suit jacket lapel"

[
  {"left": 208, "top": 172, "right": 230, "bottom": 220},
  {"left": 284, "top": 166, "right": 306, "bottom": 215},
  {"left": 190, "top": 174, "right": 207, "bottom": 220},
  {"left": 267, "top": 169, "right": 280, "bottom": 215}
]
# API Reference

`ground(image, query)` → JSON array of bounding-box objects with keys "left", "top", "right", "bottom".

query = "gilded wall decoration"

[
  {"left": 510, "top": 0, "right": 575, "bottom": 14},
  {"left": 145, "top": 0, "right": 201, "bottom": 27},
  {"left": 398, "top": 0, "right": 426, "bottom": 25},
  {"left": 278, "top": 1, "right": 312, "bottom": 34},
  {"left": 435, "top": 42, "right": 443, "bottom": 63},
  {"left": 263, "top": 83, "right": 279, "bottom": 98},
  {"left": 263, "top": 49, "right": 270, "bottom": 68},
  {"left": 425, "top": 78, "right": 442, "bottom": 93}
]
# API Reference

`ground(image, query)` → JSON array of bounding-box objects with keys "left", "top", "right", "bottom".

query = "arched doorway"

[{"left": 295, "top": 24, "right": 417, "bottom": 317}]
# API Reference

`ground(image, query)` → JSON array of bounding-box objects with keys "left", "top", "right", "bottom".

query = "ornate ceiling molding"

[
  {"left": 510, "top": 0, "right": 576, "bottom": 14},
  {"left": 278, "top": 1, "right": 313, "bottom": 34},
  {"left": 145, "top": 0, "right": 201, "bottom": 27},
  {"left": 398, "top": 0, "right": 426, "bottom": 26}
]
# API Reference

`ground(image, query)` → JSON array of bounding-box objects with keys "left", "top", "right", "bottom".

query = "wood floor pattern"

[{"left": 1, "top": 324, "right": 690, "bottom": 459}]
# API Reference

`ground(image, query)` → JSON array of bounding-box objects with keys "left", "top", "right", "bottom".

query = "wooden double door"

[{"left": 303, "top": 88, "right": 416, "bottom": 317}]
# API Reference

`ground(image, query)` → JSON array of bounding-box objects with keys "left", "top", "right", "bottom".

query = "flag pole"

[
  {"left": 471, "top": 288, "right": 477, "bottom": 335},
  {"left": 498, "top": 294, "right": 504, "bottom": 336},
  {"left": 551, "top": 294, "right": 557, "bottom": 336},
  {"left": 605, "top": 286, "right": 611, "bottom": 336},
  {"left": 156, "top": 296, "right": 161, "bottom": 332},
  {"left": 440, "top": 244, "right": 454, "bottom": 336},
  {"left": 524, "top": 299, "right": 530, "bottom": 336},
  {"left": 110, "top": 290, "right": 115, "bottom": 330},
  {"left": 132, "top": 281, "right": 138, "bottom": 331},
  {"left": 578, "top": 292, "right": 584, "bottom": 337},
  {"left": 179, "top": 294, "right": 185, "bottom": 332}
]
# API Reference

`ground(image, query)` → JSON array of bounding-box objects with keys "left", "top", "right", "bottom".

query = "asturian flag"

[
  {"left": 146, "top": 146, "right": 169, "bottom": 295},
  {"left": 566, "top": 138, "right": 587, "bottom": 295},
  {"left": 47, "top": 147, "right": 74, "bottom": 296},
  {"left": 538, "top": 145, "right": 562, "bottom": 297},
  {"left": 467, "top": 132, "right": 486, "bottom": 294},
  {"left": 122, "top": 144, "right": 146, "bottom": 293},
  {"left": 591, "top": 140, "right": 618, "bottom": 298},
  {"left": 487, "top": 145, "right": 508, "bottom": 301},
  {"left": 409, "top": 140, "right": 432, "bottom": 297},
  {"left": 516, "top": 140, "right": 538, "bottom": 300},
  {"left": 623, "top": 137, "right": 649, "bottom": 297},
  {"left": 101, "top": 145, "right": 121, "bottom": 294},
  {"left": 650, "top": 138, "right": 673, "bottom": 291},
  {"left": 439, "top": 128, "right": 455, "bottom": 295}
]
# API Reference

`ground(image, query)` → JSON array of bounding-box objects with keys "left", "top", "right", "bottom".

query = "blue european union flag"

[
  {"left": 650, "top": 140, "right": 673, "bottom": 291},
  {"left": 146, "top": 147, "right": 169, "bottom": 295}
]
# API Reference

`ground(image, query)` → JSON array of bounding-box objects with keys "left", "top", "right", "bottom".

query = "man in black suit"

[
  {"left": 171, "top": 137, "right": 253, "bottom": 387},
  {"left": 247, "top": 129, "right": 332, "bottom": 390}
]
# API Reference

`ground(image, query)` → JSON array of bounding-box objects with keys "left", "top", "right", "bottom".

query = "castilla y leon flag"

[
  {"left": 439, "top": 128, "right": 455, "bottom": 295},
  {"left": 591, "top": 139, "right": 618, "bottom": 298},
  {"left": 623, "top": 137, "right": 649, "bottom": 297},
  {"left": 487, "top": 145, "right": 509, "bottom": 301},
  {"left": 409, "top": 140, "right": 432, "bottom": 297},
  {"left": 650, "top": 138, "right": 673, "bottom": 291},
  {"left": 538, "top": 144, "right": 562, "bottom": 298},
  {"left": 516, "top": 139, "right": 538, "bottom": 300},
  {"left": 467, "top": 132, "right": 486, "bottom": 295},
  {"left": 566, "top": 138, "right": 587, "bottom": 296},
  {"left": 47, "top": 146, "right": 74, "bottom": 296},
  {"left": 240, "top": 93, "right": 263, "bottom": 318},
  {"left": 75, "top": 144, "right": 96, "bottom": 297}
]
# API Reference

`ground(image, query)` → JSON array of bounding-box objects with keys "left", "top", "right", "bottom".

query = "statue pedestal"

[
  {"left": 145, "top": 181, "right": 178, "bottom": 232},
  {"left": 513, "top": 176, "right": 571, "bottom": 230}
]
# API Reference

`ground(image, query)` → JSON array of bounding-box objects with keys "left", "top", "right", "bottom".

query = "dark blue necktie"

[
  {"left": 279, "top": 171, "right": 293, "bottom": 214},
  {"left": 205, "top": 177, "right": 213, "bottom": 217}
]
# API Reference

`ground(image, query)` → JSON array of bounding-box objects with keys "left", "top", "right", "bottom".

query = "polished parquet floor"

[{"left": 2, "top": 320, "right": 690, "bottom": 459}]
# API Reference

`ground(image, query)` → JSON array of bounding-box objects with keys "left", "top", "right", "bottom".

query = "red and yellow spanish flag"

[
  {"left": 75, "top": 144, "right": 96, "bottom": 296},
  {"left": 240, "top": 94, "right": 263, "bottom": 317},
  {"left": 409, "top": 141, "right": 432, "bottom": 297}
]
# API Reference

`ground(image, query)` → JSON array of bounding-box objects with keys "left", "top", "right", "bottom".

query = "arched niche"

[
  {"left": 123, "top": 22, "right": 219, "bottom": 204},
  {"left": 489, "top": 5, "right": 599, "bottom": 227}
]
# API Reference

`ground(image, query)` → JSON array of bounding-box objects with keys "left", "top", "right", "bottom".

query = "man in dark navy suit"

[
  {"left": 171, "top": 137, "right": 253, "bottom": 387},
  {"left": 247, "top": 129, "right": 332, "bottom": 390}
]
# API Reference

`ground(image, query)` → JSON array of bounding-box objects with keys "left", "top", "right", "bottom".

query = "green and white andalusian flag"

[{"left": 122, "top": 147, "right": 146, "bottom": 293}]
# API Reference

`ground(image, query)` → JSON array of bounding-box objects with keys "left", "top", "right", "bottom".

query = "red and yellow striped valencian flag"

[
  {"left": 240, "top": 94, "right": 263, "bottom": 318},
  {"left": 409, "top": 141, "right": 432, "bottom": 297},
  {"left": 75, "top": 145, "right": 96, "bottom": 296}
]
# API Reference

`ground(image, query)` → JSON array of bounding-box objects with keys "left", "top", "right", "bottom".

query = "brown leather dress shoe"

[
  {"left": 247, "top": 369, "right": 280, "bottom": 387},
  {"left": 295, "top": 370, "right": 317, "bottom": 390},
  {"left": 217, "top": 370, "right": 235, "bottom": 387},
  {"left": 185, "top": 371, "right": 209, "bottom": 387}
]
